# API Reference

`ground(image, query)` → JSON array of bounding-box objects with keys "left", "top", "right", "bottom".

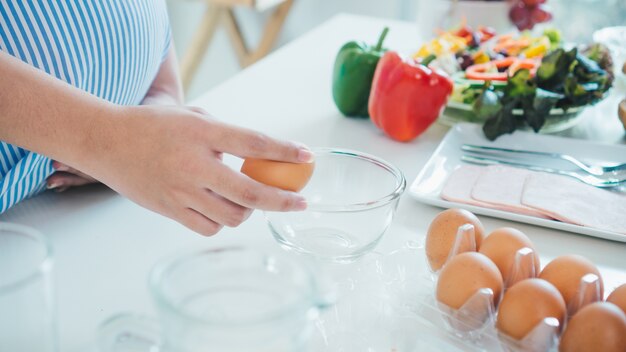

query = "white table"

[{"left": 2, "top": 14, "right": 625, "bottom": 351}]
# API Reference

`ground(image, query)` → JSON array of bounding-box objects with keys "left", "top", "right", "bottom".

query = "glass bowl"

[{"left": 264, "top": 149, "right": 406, "bottom": 263}]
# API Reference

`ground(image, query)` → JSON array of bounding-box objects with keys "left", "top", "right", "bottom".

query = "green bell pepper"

[{"left": 332, "top": 27, "right": 389, "bottom": 118}]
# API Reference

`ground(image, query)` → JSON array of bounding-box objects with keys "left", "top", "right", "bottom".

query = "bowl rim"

[
  {"left": 149, "top": 246, "right": 322, "bottom": 326},
  {"left": 446, "top": 100, "right": 587, "bottom": 116},
  {"left": 304, "top": 148, "right": 406, "bottom": 212}
]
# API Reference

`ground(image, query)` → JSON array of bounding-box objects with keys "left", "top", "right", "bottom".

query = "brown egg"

[
  {"left": 607, "top": 284, "right": 626, "bottom": 315},
  {"left": 479, "top": 228, "right": 540, "bottom": 288},
  {"left": 241, "top": 158, "right": 314, "bottom": 192},
  {"left": 559, "top": 302, "right": 626, "bottom": 352},
  {"left": 496, "top": 278, "right": 566, "bottom": 341},
  {"left": 426, "top": 208, "right": 485, "bottom": 271},
  {"left": 436, "top": 252, "right": 503, "bottom": 310},
  {"left": 539, "top": 255, "right": 604, "bottom": 316}
]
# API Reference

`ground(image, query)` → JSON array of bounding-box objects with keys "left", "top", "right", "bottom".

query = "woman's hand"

[{"left": 78, "top": 105, "right": 312, "bottom": 236}]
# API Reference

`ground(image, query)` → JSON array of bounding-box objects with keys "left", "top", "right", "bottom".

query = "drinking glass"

[
  {"left": 0, "top": 222, "right": 57, "bottom": 351},
  {"left": 99, "top": 247, "right": 330, "bottom": 352}
]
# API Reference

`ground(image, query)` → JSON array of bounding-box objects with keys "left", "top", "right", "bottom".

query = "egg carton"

[{"left": 310, "top": 224, "right": 603, "bottom": 352}]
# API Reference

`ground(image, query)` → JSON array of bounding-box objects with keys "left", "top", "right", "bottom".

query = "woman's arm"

[
  {"left": 141, "top": 46, "right": 184, "bottom": 106},
  {"left": 47, "top": 46, "right": 184, "bottom": 190},
  {"left": 0, "top": 51, "right": 116, "bottom": 164},
  {"left": 0, "top": 50, "right": 312, "bottom": 236}
]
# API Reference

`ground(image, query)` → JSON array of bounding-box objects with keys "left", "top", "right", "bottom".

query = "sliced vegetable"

[
  {"left": 414, "top": 33, "right": 467, "bottom": 59},
  {"left": 472, "top": 50, "right": 491, "bottom": 65},
  {"left": 465, "top": 57, "right": 539, "bottom": 81},
  {"left": 505, "top": 68, "right": 536, "bottom": 98},
  {"left": 482, "top": 99, "right": 518, "bottom": 141},
  {"left": 473, "top": 84, "right": 502, "bottom": 120},
  {"left": 536, "top": 48, "right": 577, "bottom": 91},
  {"left": 521, "top": 36, "right": 550, "bottom": 58},
  {"left": 494, "top": 36, "right": 531, "bottom": 56},
  {"left": 509, "top": 58, "right": 541, "bottom": 76},
  {"left": 581, "top": 43, "right": 614, "bottom": 86},
  {"left": 466, "top": 58, "right": 514, "bottom": 81},
  {"left": 451, "top": 84, "right": 483, "bottom": 104},
  {"left": 542, "top": 28, "right": 562, "bottom": 47},
  {"left": 525, "top": 88, "right": 564, "bottom": 132},
  {"left": 478, "top": 26, "right": 496, "bottom": 42}
]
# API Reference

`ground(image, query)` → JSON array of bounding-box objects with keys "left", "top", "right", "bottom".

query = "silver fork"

[
  {"left": 462, "top": 144, "right": 626, "bottom": 176},
  {"left": 461, "top": 155, "right": 626, "bottom": 188}
]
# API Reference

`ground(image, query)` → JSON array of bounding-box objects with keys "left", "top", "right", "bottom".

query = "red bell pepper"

[{"left": 368, "top": 51, "right": 453, "bottom": 142}]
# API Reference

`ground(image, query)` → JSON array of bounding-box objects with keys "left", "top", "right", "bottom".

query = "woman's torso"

[{"left": 0, "top": 0, "right": 171, "bottom": 213}]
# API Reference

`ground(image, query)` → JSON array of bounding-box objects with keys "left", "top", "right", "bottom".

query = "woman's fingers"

[
  {"left": 186, "top": 106, "right": 209, "bottom": 115},
  {"left": 176, "top": 208, "right": 223, "bottom": 237},
  {"left": 208, "top": 163, "right": 307, "bottom": 212},
  {"left": 210, "top": 122, "right": 314, "bottom": 163},
  {"left": 189, "top": 190, "right": 253, "bottom": 228},
  {"left": 52, "top": 161, "right": 97, "bottom": 181},
  {"left": 47, "top": 161, "right": 99, "bottom": 192},
  {"left": 47, "top": 171, "right": 95, "bottom": 190}
]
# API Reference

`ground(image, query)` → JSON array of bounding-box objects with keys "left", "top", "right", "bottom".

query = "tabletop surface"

[{"left": 1, "top": 14, "right": 625, "bottom": 351}]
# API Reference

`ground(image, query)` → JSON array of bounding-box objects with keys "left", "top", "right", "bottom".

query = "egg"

[
  {"left": 607, "top": 284, "right": 626, "bottom": 315},
  {"left": 426, "top": 208, "right": 485, "bottom": 271},
  {"left": 436, "top": 252, "right": 503, "bottom": 310},
  {"left": 539, "top": 255, "right": 604, "bottom": 316},
  {"left": 479, "top": 228, "right": 540, "bottom": 288},
  {"left": 496, "top": 278, "right": 566, "bottom": 341},
  {"left": 241, "top": 158, "right": 314, "bottom": 192},
  {"left": 559, "top": 302, "right": 626, "bottom": 352}
]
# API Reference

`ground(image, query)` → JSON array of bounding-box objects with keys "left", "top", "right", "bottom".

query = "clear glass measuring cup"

[
  {"left": 98, "top": 247, "right": 332, "bottom": 352},
  {"left": 0, "top": 222, "right": 57, "bottom": 351}
]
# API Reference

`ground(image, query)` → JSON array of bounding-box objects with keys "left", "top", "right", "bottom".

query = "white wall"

[{"left": 167, "top": 0, "right": 416, "bottom": 100}]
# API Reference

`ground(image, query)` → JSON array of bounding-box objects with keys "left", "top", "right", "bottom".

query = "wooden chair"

[{"left": 179, "top": 0, "right": 294, "bottom": 90}]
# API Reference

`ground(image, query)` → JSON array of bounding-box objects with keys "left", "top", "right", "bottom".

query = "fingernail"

[
  {"left": 294, "top": 197, "right": 307, "bottom": 211},
  {"left": 47, "top": 182, "right": 60, "bottom": 190},
  {"left": 297, "top": 148, "right": 315, "bottom": 163}
]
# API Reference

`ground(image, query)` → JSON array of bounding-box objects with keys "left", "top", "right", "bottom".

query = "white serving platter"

[{"left": 409, "top": 123, "right": 626, "bottom": 242}]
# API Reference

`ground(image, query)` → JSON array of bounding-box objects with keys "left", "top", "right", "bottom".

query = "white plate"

[{"left": 409, "top": 123, "right": 626, "bottom": 242}]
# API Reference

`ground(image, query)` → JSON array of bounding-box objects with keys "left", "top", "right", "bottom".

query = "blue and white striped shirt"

[{"left": 0, "top": 0, "right": 172, "bottom": 213}]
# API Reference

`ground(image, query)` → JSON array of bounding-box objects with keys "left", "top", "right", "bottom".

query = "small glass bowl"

[{"left": 264, "top": 149, "right": 406, "bottom": 263}]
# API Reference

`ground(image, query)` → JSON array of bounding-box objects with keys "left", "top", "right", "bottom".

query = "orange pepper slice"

[
  {"left": 509, "top": 58, "right": 540, "bottom": 76},
  {"left": 465, "top": 57, "right": 539, "bottom": 81},
  {"left": 465, "top": 57, "right": 515, "bottom": 81}
]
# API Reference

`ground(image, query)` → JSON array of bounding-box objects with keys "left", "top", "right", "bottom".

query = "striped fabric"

[{"left": 0, "top": 0, "right": 172, "bottom": 213}]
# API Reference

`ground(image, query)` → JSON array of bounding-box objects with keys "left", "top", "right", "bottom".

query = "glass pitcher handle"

[{"left": 97, "top": 313, "right": 162, "bottom": 352}]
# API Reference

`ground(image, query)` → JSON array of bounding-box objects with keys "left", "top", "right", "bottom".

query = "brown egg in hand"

[{"left": 241, "top": 158, "right": 315, "bottom": 192}]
